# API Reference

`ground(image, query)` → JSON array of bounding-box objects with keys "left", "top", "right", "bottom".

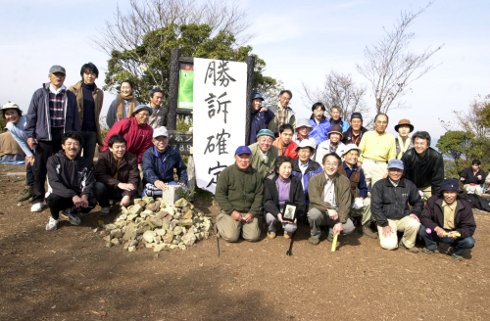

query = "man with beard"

[{"left": 249, "top": 128, "right": 279, "bottom": 178}]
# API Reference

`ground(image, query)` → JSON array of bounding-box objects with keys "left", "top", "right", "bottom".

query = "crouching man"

[
  {"left": 45, "top": 132, "right": 96, "bottom": 231},
  {"left": 215, "top": 146, "right": 263, "bottom": 242},
  {"left": 94, "top": 135, "right": 140, "bottom": 215},
  {"left": 142, "top": 126, "right": 188, "bottom": 196},
  {"left": 338, "top": 144, "right": 377, "bottom": 239},
  {"left": 419, "top": 179, "right": 476, "bottom": 260},
  {"left": 371, "top": 159, "right": 422, "bottom": 252},
  {"left": 307, "top": 152, "right": 354, "bottom": 246}
]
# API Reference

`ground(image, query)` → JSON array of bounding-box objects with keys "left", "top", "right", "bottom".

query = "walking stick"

[
  {"left": 286, "top": 231, "right": 296, "bottom": 256},
  {"left": 331, "top": 233, "right": 339, "bottom": 252},
  {"left": 214, "top": 224, "right": 220, "bottom": 257}
]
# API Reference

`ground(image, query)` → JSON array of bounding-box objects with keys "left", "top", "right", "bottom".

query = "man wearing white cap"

[
  {"left": 291, "top": 138, "right": 322, "bottom": 209},
  {"left": 142, "top": 126, "right": 188, "bottom": 197},
  {"left": 25, "top": 65, "right": 80, "bottom": 212},
  {"left": 339, "top": 144, "right": 377, "bottom": 238},
  {"left": 371, "top": 159, "right": 423, "bottom": 253}
]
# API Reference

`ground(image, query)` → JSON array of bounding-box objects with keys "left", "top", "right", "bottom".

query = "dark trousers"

[
  {"left": 80, "top": 131, "right": 97, "bottom": 163},
  {"left": 419, "top": 225, "right": 475, "bottom": 256},
  {"left": 47, "top": 193, "right": 96, "bottom": 220},
  {"left": 32, "top": 129, "right": 63, "bottom": 203},
  {"left": 95, "top": 182, "right": 123, "bottom": 207}
]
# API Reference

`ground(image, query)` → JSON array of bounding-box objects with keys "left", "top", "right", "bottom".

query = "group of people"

[
  {"left": 214, "top": 90, "right": 477, "bottom": 260},
  {"left": 1, "top": 64, "right": 187, "bottom": 230},
  {"left": 0, "top": 66, "right": 479, "bottom": 260}
]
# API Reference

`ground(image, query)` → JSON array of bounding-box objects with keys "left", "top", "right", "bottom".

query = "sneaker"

[
  {"left": 17, "top": 186, "right": 33, "bottom": 202},
  {"left": 283, "top": 232, "right": 291, "bottom": 239},
  {"left": 362, "top": 225, "right": 378, "bottom": 239},
  {"left": 423, "top": 247, "right": 437, "bottom": 254},
  {"left": 399, "top": 241, "right": 419, "bottom": 253},
  {"left": 62, "top": 209, "right": 81, "bottom": 226},
  {"left": 308, "top": 235, "right": 320, "bottom": 245},
  {"left": 45, "top": 217, "right": 58, "bottom": 231},
  {"left": 267, "top": 231, "right": 276, "bottom": 239},
  {"left": 31, "top": 202, "right": 44, "bottom": 212},
  {"left": 100, "top": 207, "right": 110, "bottom": 216}
]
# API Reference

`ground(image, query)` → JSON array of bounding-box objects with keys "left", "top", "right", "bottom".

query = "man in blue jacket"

[
  {"left": 25, "top": 65, "right": 80, "bottom": 212},
  {"left": 142, "top": 126, "right": 188, "bottom": 197}
]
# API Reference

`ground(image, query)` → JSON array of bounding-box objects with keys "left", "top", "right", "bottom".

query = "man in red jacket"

[{"left": 419, "top": 178, "right": 476, "bottom": 260}]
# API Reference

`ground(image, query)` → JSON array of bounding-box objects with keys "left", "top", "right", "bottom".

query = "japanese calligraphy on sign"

[{"left": 193, "top": 58, "right": 247, "bottom": 193}]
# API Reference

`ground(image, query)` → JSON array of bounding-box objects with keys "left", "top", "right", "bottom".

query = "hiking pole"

[
  {"left": 213, "top": 224, "right": 220, "bottom": 257},
  {"left": 286, "top": 231, "right": 296, "bottom": 256}
]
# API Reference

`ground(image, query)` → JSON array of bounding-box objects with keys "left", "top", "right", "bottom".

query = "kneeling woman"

[{"left": 263, "top": 156, "right": 306, "bottom": 239}]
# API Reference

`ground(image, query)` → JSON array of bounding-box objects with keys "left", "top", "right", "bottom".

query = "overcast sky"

[{"left": 1, "top": 0, "right": 489, "bottom": 141}]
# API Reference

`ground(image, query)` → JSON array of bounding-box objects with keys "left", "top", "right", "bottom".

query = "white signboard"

[{"left": 193, "top": 58, "right": 247, "bottom": 193}]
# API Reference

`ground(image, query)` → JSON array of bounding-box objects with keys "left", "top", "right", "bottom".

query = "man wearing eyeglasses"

[
  {"left": 307, "top": 152, "right": 354, "bottom": 247},
  {"left": 358, "top": 113, "right": 396, "bottom": 188}
]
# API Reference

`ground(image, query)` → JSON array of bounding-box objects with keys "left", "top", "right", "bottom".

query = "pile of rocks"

[{"left": 100, "top": 197, "right": 211, "bottom": 252}]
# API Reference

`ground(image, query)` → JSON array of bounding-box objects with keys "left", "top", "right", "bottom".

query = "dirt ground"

[{"left": 1, "top": 164, "right": 489, "bottom": 321}]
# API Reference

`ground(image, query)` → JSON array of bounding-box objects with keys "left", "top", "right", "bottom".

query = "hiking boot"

[
  {"left": 362, "top": 225, "right": 378, "bottom": 239},
  {"left": 399, "top": 241, "right": 419, "bottom": 253},
  {"left": 17, "top": 186, "right": 33, "bottom": 202},
  {"left": 45, "top": 217, "right": 58, "bottom": 231},
  {"left": 62, "top": 208, "right": 81, "bottom": 226},
  {"left": 267, "top": 231, "right": 276, "bottom": 239},
  {"left": 31, "top": 202, "right": 44, "bottom": 213},
  {"left": 308, "top": 235, "right": 320, "bottom": 245}
]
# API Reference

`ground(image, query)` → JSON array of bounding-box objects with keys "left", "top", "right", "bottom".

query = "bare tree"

[
  {"left": 453, "top": 94, "right": 490, "bottom": 138},
  {"left": 302, "top": 71, "right": 367, "bottom": 121},
  {"left": 357, "top": 2, "right": 443, "bottom": 114},
  {"left": 94, "top": 0, "right": 250, "bottom": 55}
]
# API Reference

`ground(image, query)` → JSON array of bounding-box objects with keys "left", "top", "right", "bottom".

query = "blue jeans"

[
  {"left": 419, "top": 225, "right": 475, "bottom": 256},
  {"left": 26, "top": 164, "right": 34, "bottom": 186}
]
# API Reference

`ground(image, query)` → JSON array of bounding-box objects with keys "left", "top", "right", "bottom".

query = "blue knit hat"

[{"left": 440, "top": 179, "right": 461, "bottom": 193}]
